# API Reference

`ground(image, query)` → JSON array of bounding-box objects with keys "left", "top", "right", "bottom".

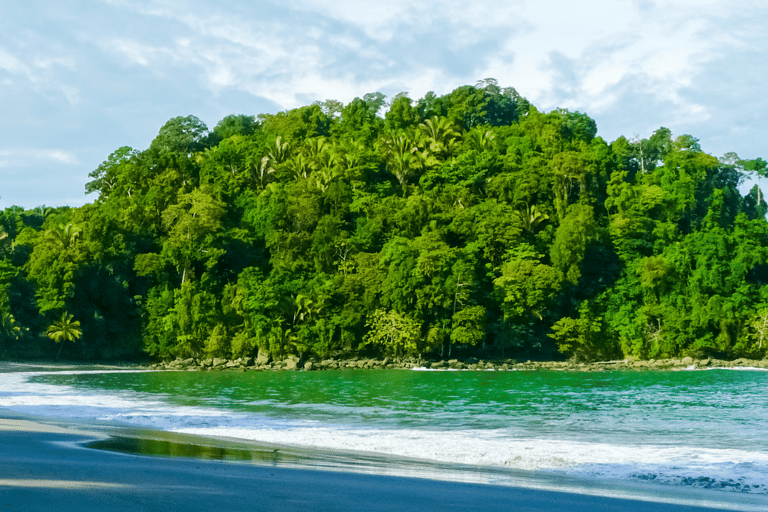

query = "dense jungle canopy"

[{"left": 2, "top": 80, "right": 768, "bottom": 362}]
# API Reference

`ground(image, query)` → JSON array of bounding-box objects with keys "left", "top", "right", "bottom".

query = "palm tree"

[
  {"left": 378, "top": 132, "right": 424, "bottom": 195},
  {"left": 268, "top": 136, "right": 291, "bottom": 165},
  {"left": 46, "top": 312, "right": 82, "bottom": 359},
  {"left": 466, "top": 127, "right": 494, "bottom": 152},
  {"left": 287, "top": 153, "right": 313, "bottom": 181},
  {"left": 515, "top": 204, "right": 549, "bottom": 234},
  {"left": 46, "top": 223, "right": 81, "bottom": 250},
  {"left": 1, "top": 312, "right": 24, "bottom": 343},
  {"left": 250, "top": 155, "right": 275, "bottom": 189},
  {"left": 418, "top": 116, "right": 461, "bottom": 160},
  {"left": 0, "top": 225, "right": 9, "bottom": 257},
  {"left": 302, "top": 137, "right": 330, "bottom": 166}
]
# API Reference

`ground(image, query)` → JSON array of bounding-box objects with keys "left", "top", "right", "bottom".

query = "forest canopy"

[{"left": 3, "top": 79, "right": 768, "bottom": 362}]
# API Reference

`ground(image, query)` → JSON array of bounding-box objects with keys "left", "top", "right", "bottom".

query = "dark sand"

[{"left": 0, "top": 363, "right": 763, "bottom": 511}]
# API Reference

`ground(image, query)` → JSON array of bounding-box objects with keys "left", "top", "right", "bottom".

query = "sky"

[{"left": 1, "top": 0, "right": 767, "bottom": 209}]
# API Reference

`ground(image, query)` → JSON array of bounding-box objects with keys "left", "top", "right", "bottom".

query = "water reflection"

[{"left": 87, "top": 436, "right": 299, "bottom": 464}]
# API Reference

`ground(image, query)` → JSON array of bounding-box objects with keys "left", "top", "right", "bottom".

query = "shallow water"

[{"left": 2, "top": 367, "right": 767, "bottom": 497}]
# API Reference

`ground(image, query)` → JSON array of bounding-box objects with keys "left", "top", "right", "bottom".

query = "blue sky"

[{"left": 1, "top": 0, "right": 766, "bottom": 209}]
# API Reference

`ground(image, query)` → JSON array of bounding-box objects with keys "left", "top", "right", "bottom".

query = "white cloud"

[
  {"left": 0, "top": 149, "right": 79, "bottom": 168},
  {"left": 0, "top": 0, "right": 767, "bottom": 208}
]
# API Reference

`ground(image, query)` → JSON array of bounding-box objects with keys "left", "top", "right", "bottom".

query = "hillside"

[{"left": 2, "top": 80, "right": 768, "bottom": 362}]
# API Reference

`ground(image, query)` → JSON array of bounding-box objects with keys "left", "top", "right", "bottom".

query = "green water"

[{"left": 36, "top": 368, "right": 768, "bottom": 449}]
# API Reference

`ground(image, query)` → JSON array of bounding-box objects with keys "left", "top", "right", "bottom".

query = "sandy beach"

[
  {"left": 0, "top": 413, "right": 745, "bottom": 511},
  {"left": 1, "top": 363, "right": 764, "bottom": 511}
]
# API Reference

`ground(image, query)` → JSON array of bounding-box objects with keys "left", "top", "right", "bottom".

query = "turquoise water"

[
  {"left": 4, "top": 367, "right": 768, "bottom": 495},
  {"left": 33, "top": 368, "right": 768, "bottom": 448}
]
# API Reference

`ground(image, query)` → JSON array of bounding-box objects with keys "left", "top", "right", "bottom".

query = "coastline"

[
  {"left": 2, "top": 354, "right": 768, "bottom": 375},
  {"left": 1, "top": 407, "right": 763, "bottom": 512},
  {"left": 152, "top": 355, "right": 768, "bottom": 373},
  {"left": 2, "top": 362, "right": 767, "bottom": 511}
]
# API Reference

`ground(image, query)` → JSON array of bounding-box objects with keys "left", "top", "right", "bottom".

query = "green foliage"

[
  {"left": 550, "top": 204, "right": 596, "bottom": 284},
  {"left": 150, "top": 115, "right": 212, "bottom": 155},
  {"left": 3, "top": 79, "right": 768, "bottom": 363},
  {"left": 364, "top": 309, "right": 420, "bottom": 357},
  {"left": 0, "top": 312, "right": 25, "bottom": 345},
  {"left": 46, "top": 311, "right": 82, "bottom": 359},
  {"left": 549, "top": 300, "right": 618, "bottom": 361}
]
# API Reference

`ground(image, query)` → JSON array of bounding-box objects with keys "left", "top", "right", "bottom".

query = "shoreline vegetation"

[{"left": 3, "top": 79, "right": 768, "bottom": 365}]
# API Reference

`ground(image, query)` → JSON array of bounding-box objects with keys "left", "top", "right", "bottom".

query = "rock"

[
  {"left": 256, "top": 349, "right": 271, "bottom": 365},
  {"left": 681, "top": 356, "right": 693, "bottom": 366},
  {"left": 303, "top": 361, "right": 314, "bottom": 371},
  {"left": 242, "top": 357, "right": 254, "bottom": 367},
  {"left": 212, "top": 358, "right": 228, "bottom": 367},
  {"left": 284, "top": 355, "right": 300, "bottom": 370}
]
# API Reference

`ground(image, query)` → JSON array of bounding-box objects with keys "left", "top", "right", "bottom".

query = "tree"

[
  {"left": 213, "top": 114, "right": 259, "bottom": 139},
  {"left": 150, "top": 115, "right": 211, "bottom": 155},
  {"left": 550, "top": 204, "right": 596, "bottom": 284},
  {"left": 385, "top": 93, "right": 418, "bottom": 132},
  {"left": 85, "top": 146, "right": 140, "bottom": 200},
  {"left": 162, "top": 188, "right": 225, "bottom": 284},
  {"left": 0, "top": 224, "right": 8, "bottom": 257},
  {"left": 46, "top": 312, "right": 82, "bottom": 359},
  {"left": 378, "top": 132, "right": 426, "bottom": 195},
  {"left": 364, "top": 309, "right": 420, "bottom": 357},
  {"left": 743, "top": 157, "right": 768, "bottom": 205},
  {"left": 0, "top": 312, "right": 24, "bottom": 346},
  {"left": 418, "top": 116, "right": 461, "bottom": 161}
]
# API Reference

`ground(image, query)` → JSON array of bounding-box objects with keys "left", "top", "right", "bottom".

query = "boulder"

[
  {"left": 284, "top": 355, "right": 300, "bottom": 370},
  {"left": 256, "top": 349, "right": 271, "bottom": 365}
]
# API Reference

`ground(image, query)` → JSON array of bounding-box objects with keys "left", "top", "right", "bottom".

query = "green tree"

[
  {"left": 364, "top": 309, "right": 420, "bottom": 357},
  {"left": 550, "top": 204, "right": 596, "bottom": 284},
  {"left": 46, "top": 312, "right": 82, "bottom": 359},
  {"left": 150, "top": 115, "right": 211, "bottom": 155},
  {"left": 161, "top": 188, "right": 225, "bottom": 284}
]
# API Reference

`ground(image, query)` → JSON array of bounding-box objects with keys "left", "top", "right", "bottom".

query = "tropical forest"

[{"left": 2, "top": 80, "right": 768, "bottom": 363}]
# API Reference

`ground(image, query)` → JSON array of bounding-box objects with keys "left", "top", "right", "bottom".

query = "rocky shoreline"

[{"left": 148, "top": 354, "right": 768, "bottom": 372}]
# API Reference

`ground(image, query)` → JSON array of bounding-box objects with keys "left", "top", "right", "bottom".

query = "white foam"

[
  {"left": 706, "top": 367, "right": 768, "bottom": 372},
  {"left": 174, "top": 425, "right": 768, "bottom": 492}
]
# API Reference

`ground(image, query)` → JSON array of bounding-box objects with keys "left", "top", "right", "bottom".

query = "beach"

[
  {"left": 0, "top": 412, "right": 753, "bottom": 512},
  {"left": 1, "top": 362, "right": 765, "bottom": 511}
]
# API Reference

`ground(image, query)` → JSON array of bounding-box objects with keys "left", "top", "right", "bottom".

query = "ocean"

[{"left": 1, "top": 365, "right": 767, "bottom": 503}]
